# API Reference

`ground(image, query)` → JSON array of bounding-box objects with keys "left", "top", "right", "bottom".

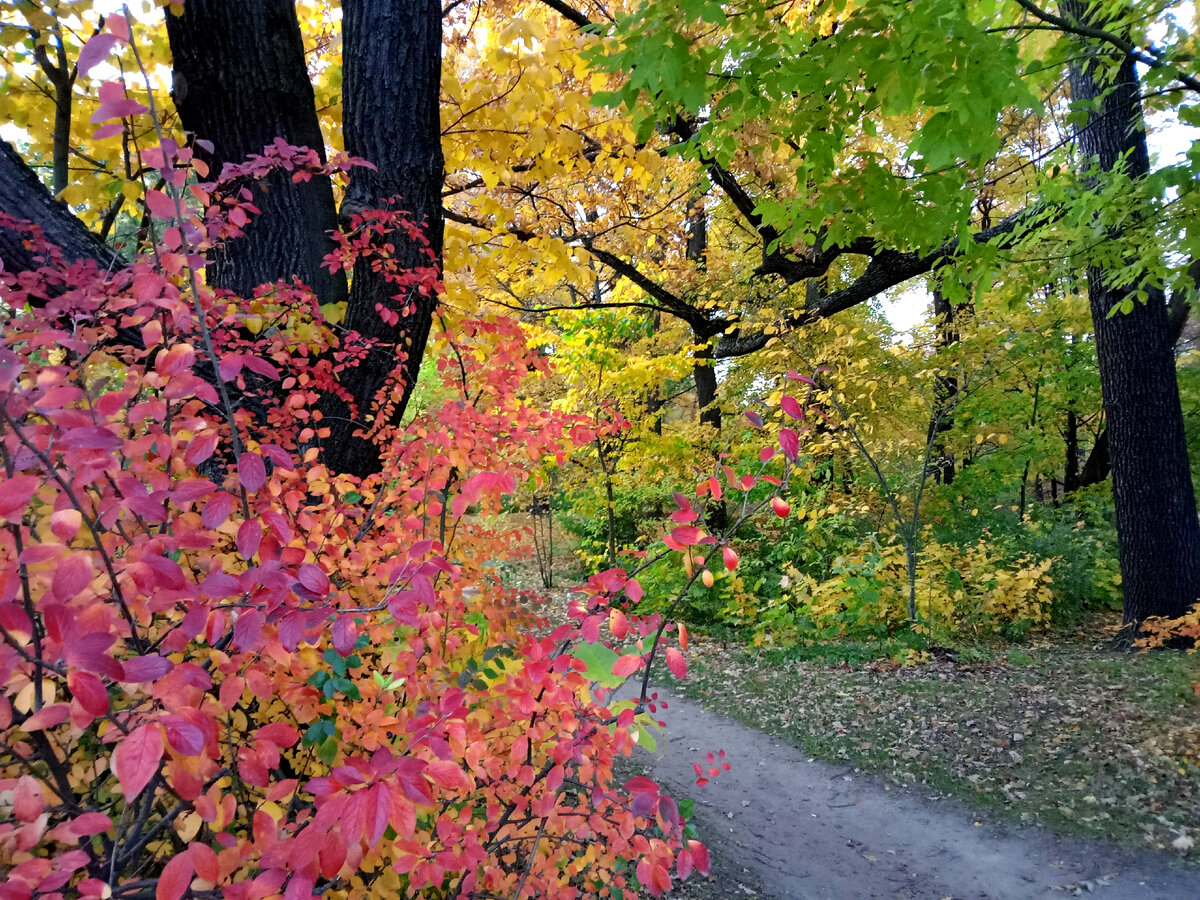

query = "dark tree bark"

[
  {"left": 0, "top": 138, "right": 122, "bottom": 275},
  {"left": 926, "top": 288, "right": 961, "bottom": 486},
  {"left": 1063, "top": 1, "right": 1200, "bottom": 625},
  {"left": 320, "top": 0, "right": 445, "bottom": 477},
  {"left": 165, "top": 0, "right": 346, "bottom": 306}
]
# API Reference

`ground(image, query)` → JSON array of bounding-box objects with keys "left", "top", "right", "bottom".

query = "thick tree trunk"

[
  {"left": 321, "top": 0, "right": 445, "bottom": 477},
  {"left": 165, "top": 0, "right": 346, "bottom": 307},
  {"left": 0, "top": 139, "right": 122, "bottom": 274},
  {"left": 1063, "top": 1, "right": 1200, "bottom": 625}
]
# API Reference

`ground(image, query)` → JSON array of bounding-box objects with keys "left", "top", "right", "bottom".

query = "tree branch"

[{"left": 1013, "top": 0, "right": 1200, "bottom": 93}]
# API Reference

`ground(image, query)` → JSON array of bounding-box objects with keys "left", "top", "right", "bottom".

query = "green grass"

[{"left": 675, "top": 626, "right": 1200, "bottom": 859}]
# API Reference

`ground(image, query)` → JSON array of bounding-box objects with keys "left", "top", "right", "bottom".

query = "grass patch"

[{"left": 676, "top": 623, "right": 1200, "bottom": 860}]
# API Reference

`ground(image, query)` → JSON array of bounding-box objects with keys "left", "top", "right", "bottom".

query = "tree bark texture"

[
  {"left": 1063, "top": 1, "right": 1200, "bottom": 624},
  {"left": 926, "top": 288, "right": 960, "bottom": 486},
  {"left": 321, "top": 0, "right": 445, "bottom": 477},
  {"left": 0, "top": 138, "right": 122, "bottom": 275},
  {"left": 165, "top": 0, "right": 346, "bottom": 306}
]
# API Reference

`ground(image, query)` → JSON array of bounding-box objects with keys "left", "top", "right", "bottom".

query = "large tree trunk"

[
  {"left": 0, "top": 139, "right": 122, "bottom": 275},
  {"left": 1063, "top": 1, "right": 1200, "bottom": 626},
  {"left": 321, "top": 0, "right": 445, "bottom": 477},
  {"left": 165, "top": 0, "right": 346, "bottom": 307}
]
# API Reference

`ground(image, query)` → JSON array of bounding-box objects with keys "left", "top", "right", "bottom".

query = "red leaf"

[
  {"left": 69, "top": 671, "right": 109, "bottom": 716},
  {"left": 52, "top": 553, "right": 93, "bottom": 599},
  {"left": 242, "top": 355, "right": 279, "bottom": 378},
  {"left": 745, "top": 410, "right": 764, "bottom": 428},
  {"left": 0, "top": 475, "right": 39, "bottom": 517},
  {"left": 669, "top": 525, "right": 702, "bottom": 547},
  {"left": 114, "top": 724, "right": 164, "bottom": 800},
  {"left": 625, "top": 578, "right": 643, "bottom": 603},
  {"left": 332, "top": 616, "right": 356, "bottom": 657},
  {"left": 722, "top": 547, "right": 740, "bottom": 570},
  {"left": 238, "top": 452, "right": 266, "bottom": 492},
  {"left": 156, "top": 849, "right": 194, "bottom": 900},
  {"left": 185, "top": 431, "right": 219, "bottom": 466},
  {"left": 609, "top": 608, "right": 629, "bottom": 639},
  {"left": 665, "top": 647, "right": 687, "bottom": 679},
  {"left": 191, "top": 842, "right": 220, "bottom": 883},
  {"left": 256, "top": 723, "right": 300, "bottom": 747},
  {"left": 689, "top": 840, "right": 711, "bottom": 875},
  {"left": 67, "top": 812, "right": 113, "bottom": 837},
  {"left": 781, "top": 395, "right": 804, "bottom": 420},
  {"left": 424, "top": 760, "right": 473, "bottom": 792},
  {"left": 612, "top": 654, "right": 643, "bottom": 678},
  {"left": 677, "top": 847, "right": 694, "bottom": 882},
  {"left": 779, "top": 427, "right": 799, "bottom": 462}
]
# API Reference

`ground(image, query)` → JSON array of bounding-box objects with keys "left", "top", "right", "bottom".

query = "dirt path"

[{"left": 643, "top": 688, "right": 1200, "bottom": 899}]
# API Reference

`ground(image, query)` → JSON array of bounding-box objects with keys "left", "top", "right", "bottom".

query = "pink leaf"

[
  {"left": 62, "top": 425, "right": 122, "bottom": 451},
  {"left": 53, "top": 554, "right": 94, "bottom": 600},
  {"left": 779, "top": 427, "right": 799, "bottom": 462},
  {"left": 145, "top": 188, "right": 178, "bottom": 220},
  {"left": 236, "top": 519, "right": 262, "bottom": 560},
  {"left": 13, "top": 776, "right": 43, "bottom": 822},
  {"left": 781, "top": 395, "right": 804, "bottom": 420},
  {"left": 121, "top": 654, "right": 173, "bottom": 683},
  {"left": 202, "top": 492, "right": 233, "bottom": 529},
  {"left": 76, "top": 33, "right": 118, "bottom": 77},
  {"left": 24, "top": 702, "right": 71, "bottom": 730},
  {"left": 156, "top": 850, "right": 194, "bottom": 900},
  {"left": 0, "top": 475, "right": 38, "bottom": 518},
  {"left": 218, "top": 354, "right": 244, "bottom": 382},
  {"left": 297, "top": 564, "right": 330, "bottom": 595},
  {"left": 185, "top": 431, "right": 219, "bottom": 466},
  {"left": 238, "top": 452, "right": 266, "bottom": 492},
  {"left": 113, "top": 724, "right": 164, "bottom": 801}
]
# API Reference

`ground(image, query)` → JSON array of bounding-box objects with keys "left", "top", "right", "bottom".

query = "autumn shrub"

[
  {"left": 0, "top": 108, "right": 728, "bottom": 897},
  {"left": 731, "top": 531, "right": 1055, "bottom": 646}
]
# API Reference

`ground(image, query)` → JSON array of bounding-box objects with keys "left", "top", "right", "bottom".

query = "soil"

[{"left": 642, "top": 688, "right": 1200, "bottom": 900}]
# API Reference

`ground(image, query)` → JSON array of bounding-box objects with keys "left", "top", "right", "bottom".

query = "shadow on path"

[{"left": 644, "top": 688, "right": 1200, "bottom": 899}]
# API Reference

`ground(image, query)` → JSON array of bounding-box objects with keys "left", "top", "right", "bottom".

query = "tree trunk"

[
  {"left": 926, "top": 288, "right": 959, "bottom": 485},
  {"left": 0, "top": 139, "right": 122, "bottom": 274},
  {"left": 1063, "top": 1, "right": 1200, "bottom": 625},
  {"left": 165, "top": 0, "right": 346, "bottom": 306},
  {"left": 321, "top": 0, "right": 445, "bottom": 477}
]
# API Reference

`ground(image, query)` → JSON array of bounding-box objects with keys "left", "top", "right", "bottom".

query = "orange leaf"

[{"left": 612, "top": 654, "right": 643, "bottom": 678}]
